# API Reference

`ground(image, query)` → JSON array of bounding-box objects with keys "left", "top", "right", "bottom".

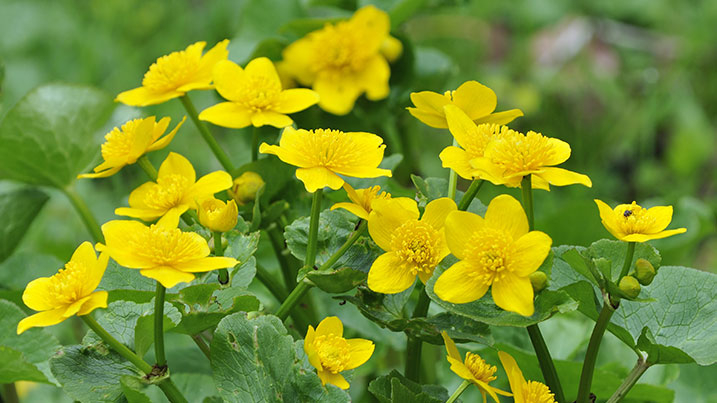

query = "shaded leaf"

[{"left": 0, "top": 188, "right": 49, "bottom": 262}]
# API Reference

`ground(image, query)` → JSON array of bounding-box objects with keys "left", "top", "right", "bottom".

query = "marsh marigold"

[
  {"left": 498, "top": 351, "right": 556, "bottom": 403},
  {"left": 304, "top": 316, "right": 374, "bottom": 389},
  {"left": 115, "top": 152, "right": 232, "bottom": 223},
  {"left": 434, "top": 195, "right": 551, "bottom": 316},
  {"left": 594, "top": 200, "right": 686, "bottom": 242},
  {"left": 367, "top": 197, "right": 457, "bottom": 294},
  {"left": 441, "top": 332, "right": 510, "bottom": 402},
  {"left": 198, "top": 197, "right": 238, "bottom": 233},
  {"left": 280, "top": 6, "right": 401, "bottom": 115},
  {"left": 78, "top": 116, "right": 185, "bottom": 179},
  {"left": 440, "top": 105, "right": 517, "bottom": 180},
  {"left": 98, "top": 214, "right": 238, "bottom": 288},
  {"left": 17, "top": 242, "right": 108, "bottom": 334},
  {"left": 259, "top": 127, "right": 391, "bottom": 193},
  {"left": 471, "top": 129, "right": 592, "bottom": 190},
  {"left": 116, "top": 40, "right": 229, "bottom": 106},
  {"left": 408, "top": 80, "right": 523, "bottom": 129},
  {"left": 199, "top": 57, "right": 319, "bottom": 128},
  {"left": 330, "top": 183, "right": 391, "bottom": 220}
]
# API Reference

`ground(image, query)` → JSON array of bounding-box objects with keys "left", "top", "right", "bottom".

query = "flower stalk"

[
  {"left": 606, "top": 356, "right": 651, "bottom": 403},
  {"left": 62, "top": 186, "right": 104, "bottom": 244},
  {"left": 154, "top": 283, "right": 167, "bottom": 367},
  {"left": 213, "top": 231, "right": 229, "bottom": 285},
  {"left": 179, "top": 95, "right": 235, "bottom": 173},
  {"left": 137, "top": 155, "right": 158, "bottom": 181},
  {"left": 447, "top": 138, "right": 459, "bottom": 200},
  {"left": 446, "top": 380, "right": 471, "bottom": 403},
  {"left": 405, "top": 285, "right": 431, "bottom": 382},
  {"left": 457, "top": 179, "right": 483, "bottom": 211},
  {"left": 252, "top": 126, "right": 260, "bottom": 162},
  {"left": 305, "top": 189, "right": 323, "bottom": 271}
]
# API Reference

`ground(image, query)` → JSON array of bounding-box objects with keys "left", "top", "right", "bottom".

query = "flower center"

[
  {"left": 523, "top": 381, "right": 556, "bottom": 403},
  {"left": 464, "top": 228, "right": 513, "bottom": 284},
  {"left": 235, "top": 75, "right": 281, "bottom": 112},
  {"left": 47, "top": 261, "right": 89, "bottom": 306},
  {"left": 141, "top": 174, "right": 192, "bottom": 210},
  {"left": 310, "top": 23, "right": 372, "bottom": 74},
  {"left": 464, "top": 352, "right": 498, "bottom": 383},
  {"left": 142, "top": 47, "right": 201, "bottom": 92},
  {"left": 131, "top": 225, "right": 206, "bottom": 265},
  {"left": 359, "top": 186, "right": 390, "bottom": 213},
  {"left": 616, "top": 202, "right": 657, "bottom": 234},
  {"left": 101, "top": 119, "right": 145, "bottom": 162},
  {"left": 391, "top": 220, "right": 441, "bottom": 275},
  {"left": 486, "top": 131, "right": 560, "bottom": 176},
  {"left": 313, "top": 334, "right": 351, "bottom": 373},
  {"left": 462, "top": 124, "right": 514, "bottom": 160}
]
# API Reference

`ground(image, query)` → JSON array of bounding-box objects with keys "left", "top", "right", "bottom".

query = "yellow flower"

[
  {"left": 470, "top": 129, "right": 592, "bottom": 190},
  {"left": 98, "top": 214, "right": 238, "bottom": 288},
  {"left": 116, "top": 40, "right": 229, "bottom": 106},
  {"left": 594, "top": 200, "right": 687, "bottom": 242},
  {"left": 441, "top": 332, "right": 510, "bottom": 403},
  {"left": 434, "top": 195, "right": 551, "bottom": 316},
  {"left": 115, "top": 152, "right": 232, "bottom": 223},
  {"left": 17, "top": 242, "right": 108, "bottom": 334},
  {"left": 498, "top": 351, "right": 556, "bottom": 403},
  {"left": 198, "top": 57, "right": 319, "bottom": 128},
  {"left": 78, "top": 116, "right": 185, "bottom": 179},
  {"left": 198, "top": 198, "right": 238, "bottom": 232},
  {"left": 304, "top": 316, "right": 374, "bottom": 389},
  {"left": 440, "top": 105, "right": 517, "bottom": 180},
  {"left": 229, "top": 171, "right": 265, "bottom": 205},
  {"left": 367, "top": 197, "right": 457, "bottom": 294},
  {"left": 330, "top": 183, "right": 391, "bottom": 220},
  {"left": 407, "top": 80, "right": 523, "bottom": 129},
  {"left": 280, "top": 6, "right": 400, "bottom": 115},
  {"left": 259, "top": 127, "right": 392, "bottom": 193}
]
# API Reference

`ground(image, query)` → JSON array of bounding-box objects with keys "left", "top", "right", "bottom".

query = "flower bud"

[
  {"left": 230, "top": 171, "right": 265, "bottom": 205},
  {"left": 619, "top": 276, "right": 641, "bottom": 299},
  {"left": 529, "top": 271, "right": 548, "bottom": 293},
  {"left": 198, "top": 198, "right": 238, "bottom": 232},
  {"left": 634, "top": 258, "right": 656, "bottom": 286}
]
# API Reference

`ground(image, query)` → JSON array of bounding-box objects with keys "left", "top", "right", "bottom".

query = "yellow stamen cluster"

[
  {"left": 45, "top": 262, "right": 88, "bottom": 306},
  {"left": 523, "top": 381, "right": 556, "bottom": 403},
  {"left": 484, "top": 130, "right": 559, "bottom": 175},
  {"left": 463, "top": 124, "right": 515, "bottom": 159},
  {"left": 236, "top": 75, "right": 281, "bottom": 112},
  {"left": 313, "top": 334, "right": 351, "bottom": 373},
  {"left": 391, "top": 221, "right": 441, "bottom": 275},
  {"left": 141, "top": 175, "right": 192, "bottom": 210},
  {"left": 358, "top": 186, "right": 390, "bottom": 212},
  {"left": 464, "top": 352, "right": 498, "bottom": 384},
  {"left": 142, "top": 46, "right": 201, "bottom": 92},
  {"left": 310, "top": 24, "right": 372, "bottom": 74},
  {"left": 465, "top": 228, "right": 512, "bottom": 284},
  {"left": 131, "top": 225, "right": 205, "bottom": 265},
  {"left": 100, "top": 119, "right": 142, "bottom": 161},
  {"left": 614, "top": 202, "right": 657, "bottom": 235},
  {"left": 304, "top": 129, "right": 363, "bottom": 168}
]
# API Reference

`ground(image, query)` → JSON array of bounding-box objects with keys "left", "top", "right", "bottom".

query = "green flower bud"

[
  {"left": 230, "top": 171, "right": 265, "bottom": 205},
  {"left": 634, "top": 258, "right": 656, "bottom": 286},
  {"left": 529, "top": 271, "right": 548, "bottom": 293},
  {"left": 619, "top": 276, "right": 641, "bottom": 299}
]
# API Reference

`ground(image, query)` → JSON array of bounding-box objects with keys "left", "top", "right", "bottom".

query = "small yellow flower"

[
  {"left": 115, "top": 152, "right": 232, "bottom": 223},
  {"left": 330, "top": 183, "right": 391, "bottom": 220},
  {"left": 498, "top": 351, "right": 557, "bottom": 403},
  {"left": 78, "top": 116, "right": 185, "bottom": 179},
  {"left": 434, "top": 195, "right": 552, "bottom": 316},
  {"left": 116, "top": 40, "right": 229, "bottom": 106},
  {"left": 367, "top": 197, "right": 457, "bottom": 294},
  {"left": 198, "top": 57, "right": 319, "bottom": 129},
  {"left": 441, "top": 332, "right": 511, "bottom": 403},
  {"left": 198, "top": 198, "right": 238, "bottom": 233},
  {"left": 407, "top": 80, "right": 523, "bottom": 129},
  {"left": 98, "top": 214, "right": 238, "bottom": 288},
  {"left": 17, "top": 242, "right": 108, "bottom": 334},
  {"left": 229, "top": 171, "right": 265, "bottom": 206},
  {"left": 440, "top": 105, "right": 517, "bottom": 180},
  {"left": 594, "top": 200, "right": 687, "bottom": 242},
  {"left": 304, "top": 316, "right": 375, "bottom": 389},
  {"left": 280, "top": 6, "right": 400, "bottom": 115},
  {"left": 259, "top": 127, "right": 391, "bottom": 193},
  {"left": 470, "top": 129, "right": 592, "bottom": 190}
]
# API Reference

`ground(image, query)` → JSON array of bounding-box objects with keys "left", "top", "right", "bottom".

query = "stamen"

[{"left": 313, "top": 334, "right": 351, "bottom": 373}]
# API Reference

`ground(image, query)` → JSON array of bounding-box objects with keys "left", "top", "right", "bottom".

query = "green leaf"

[
  {"left": 211, "top": 313, "right": 350, "bottom": 402},
  {"left": 120, "top": 375, "right": 151, "bottom": 403},
  {"left": 410, "top": 175, "right": 447, "bottom": 204},
  {"left": 0, "top": 299, "right": 61, "bottom": 383},
  {"left": 98, "top": 261, "right": 157, "bottom": 303},
  {"left": 224, "top": 230, "right": 260, "bottom": 287},
  {"left": 368, "top": 370, "right": 448, "bottom": 403},
  {"left": 587, "top": 240, "right": 661, "bottom": 283},
  {"left": 0, "top": 188, "right": 49, "bottom": 262},
  {"left": 0, "top": 84, "right": 114, "bottom": 187},
  {"left": 171, "top": 285, "right": 261, "bottom": 335},
  {"left": 50, "top": 344, "right": 139, "bottom": 403},
  {"left": 307, "top": 267, "right": 367, "bottom": 294},
  {"left": 0, "top": 252, "right": 63, "bottom": 308},
  {"left": 133, "top": 312, "right": 179, "bottom": 358}
]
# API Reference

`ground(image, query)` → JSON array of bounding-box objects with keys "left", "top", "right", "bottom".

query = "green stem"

[
  {"left": 156, "top": 380, "right": 189, "bottom": 403},
  {"left": 179, "top": 95, "right": 235, "bottom": 172},
  {"left": 619, "top": 242, "right": 636, "bottom": 279},
  {"left": 276, "top": 281, "right": 312, "bottom": 321},
  {"left": 213, "top": 231, "right": 229, "bottom": 285},
  {"left": 137, "top": 155, "right": 158, "bottom": 181},
  {"left": 191, "top": 334, "right": 211, "bottom": 360},
  {"left": 576, "top": 300, "right": 616, "bottom": 403},
  {"left": 447, "top": 138, "right": 459, "bottom": 200},
  {"left": 255, "top": 263, "right": 288, "bottom": 301},
  {"left": 304, "top": 189, "right": 323, "bottom": 271},
  {"left": 252, "top": 126, "right": 260, "bottom": 162},
  {"left": 62, "top": 187, "right": 104, "bottom": 243},
  {"left": 606, "top": 356, "right": 650, "bottom": 403},
  {"left": 446, "top": 380, "right": 471, "bottom": 403},
  {"left": 2, "top": 383, "right": 19, "bottom": 403},
  {"left": 267, "top": 224, "right": 297, "bottom": 290},
  {"left": 154, "top": 283, "right": 167, "bottom": 367},
  {"left": 320, "top": 221, "right": 367, "bottom": 270},
  {"left": 520, "top": 175, "right": 535, "bottom": 230},
  {"left": 405, "top": 285, "right": 431, "bottom": 382},
  {"left": 457, "top": 179, "right": 484, "bottom": 211}
]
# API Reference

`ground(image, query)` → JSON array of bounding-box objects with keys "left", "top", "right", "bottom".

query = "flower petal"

[
  {"left": 357, "top": 56, "right": 390, "bottom": 101},
  {"left": 645, "top": 205, "right": 673, "bottom": 233},
  {"left": 314, "top": 76, "right": 360, "bottom": 116},
  {"left": 199, "top": 102, "right": 253, "bottom": 129},
  {"left": 184, "top": 171, "right": 233, "bottom": 206},
  {"left": 275, "top": 88, "right": 320, "bottom": 114},
  {"left": 16, "top": 308, "right": 67, "bottom": 334},
  {"left": 212, "top": 60, "right": 245, "bottom": 101},
  {"left": 543, "top": 137, "right": 572, "bottom": 165},
  {"left": 159, "top": 152, "right": 196, "bottom": 183},
  {"left": 536, "top": 167, "right": 592, "bottom": 188},
  {"left": 421, "top": 197, "right": 457, "bottom": 231},
  {"left": 195, "top": 39, "right": 230, "bottom": 84},
  {"left": 407, "top": 108, "right": 449, "bottom": 129},
  {"left": 244, "top": 57, "right": 281, "bottom": 87},
  {"left": 101, "top": 220, "right": 158, "bottom": 268},
  {"left": 316, "top": 316, "right": 343, "bottom": 337},
  {"left": 474, "top": 109, "right": 523, "bottom": 126},
  {"left": 115, "top": 87, "right": 184, "bottom": 107},
  {"left": 498, "top": 351, "right": 526, "bottom": 403},
  {"left": 250, "top": 110, "right": 293, "bottom": 128},
  {"left": 452, "top": 81, "right": 497, "bottom": 119},
  {"left": 330, "top": 202, "right": 369, "bottom": 220},
  {"left": 440, "top": 331, "right": 462, "bottom": 361},
  {"left": 508, "top": 231, "right": 552, "bottom": 277},
  {"left": 77, "top": 291, "right": 109, "bottom": 316},
  {"left": 21, "top": 277, "right": 54, "bottom": 311},
  {"left": 345, "top": 338, "right": 375, "bottom": 370},
  {"left": 410, "top": 91, "right": 450, "bottom": 116},
  {"left": 368, "top": 198, "right": 419, "bottom": 251},
  {"left": 173, "top": 256, "right": 238, "bottom": 273},
  {"left": 318, "top": 371, "right": 349, "bottom": 389},
  {"left": 434, "top": 260, "right": 489, "bottom": 304},
  {"left": 77, "top": 165, "right": 123, "bottom": 179},
  {"left": 447, "top": 356, "right": 477, "bottom": 381},
  {"left": 622, "top": 228, "right": 687, "bottom": 242},
  {"left": 367, "top": 252, "right": 416, "bottom": 294},
  {"left": 484, "top": 195, "right": 529, "bottom": 240},
  {"left": 491, "top": 274, "right": 534, "bottom": 316},
  {"left": 147, "top": 116, "right": 186, "bottom": 152},
  {"left": 444, "top": 105, "right": 478, "bottom": 151},
  {"left": 594, "top": 199, "right": 622, "bottom": 240},
  {"left": 444, "top": 210, "right": 484, "bottom": 260},
  {"left": 139, "top": 266, "right": 196, "bottom": 289},
  {"left": 295, "top": 167, "right": 345, "bottom": 193},
  {"left": 84, "top": 251, "right": 109, "bottom": 296},
  {"left": 440, "top": 146, "right": 475, "bottom": 180}
]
